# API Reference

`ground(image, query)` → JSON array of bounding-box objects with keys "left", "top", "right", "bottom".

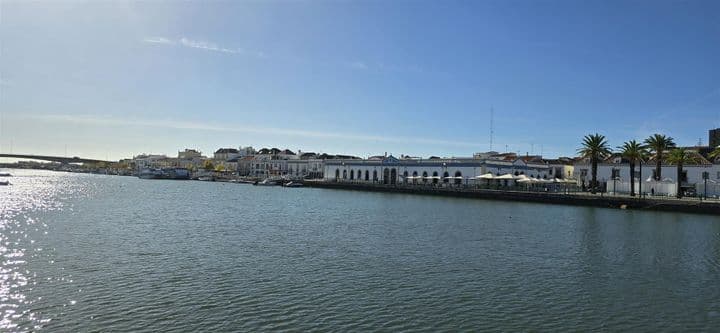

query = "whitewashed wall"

[{"left": 573, "top": 163, "right": 720, "bottom": 186}]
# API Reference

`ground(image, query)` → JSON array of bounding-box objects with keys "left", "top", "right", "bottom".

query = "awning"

[{"left": 476, "top": 173, "right": 495, "bottom": 179}]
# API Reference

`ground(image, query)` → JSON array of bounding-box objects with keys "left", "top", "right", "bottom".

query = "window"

[{"left": 611, "top": 168, "right": 620, "bottom": 179}]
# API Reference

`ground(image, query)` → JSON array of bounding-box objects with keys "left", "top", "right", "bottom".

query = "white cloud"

[
  {"left": 179, "top": 37, "right": 239, "bottom": 54},
  {"left": 142, "top": 37, "right": 175, "bottom": 45},
  {"left": 348, "top": 61, "right": 368, "bottom": 70},
  {"left": 142, "top": 36, "right": 267, "bottom": 58},
  {"left": 28, "top": 114, "right": 486, "bottom": 148}
]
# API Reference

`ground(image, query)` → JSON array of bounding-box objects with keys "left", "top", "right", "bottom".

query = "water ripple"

[{"left": 2, "top": 170, "right": 720, "bottom": 331}]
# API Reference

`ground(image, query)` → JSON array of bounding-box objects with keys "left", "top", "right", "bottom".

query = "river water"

[{"left": 1, "top": 169, "right": 719, "bottom": 331}]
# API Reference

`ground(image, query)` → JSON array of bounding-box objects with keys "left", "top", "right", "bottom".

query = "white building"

[
  {"left": 178, "top": 149, "right": 203, "bottom": 159},
  {"left": 214, "top": 148, "right": 240, "bottom": 161},
  {"left": 323, "top": 155, "right": 551, "bottom": 186},
  {"left": 287, "top": 158, "right": 324, "bottom": 179},
  {"left": 238, "top": 146, "right": 256, "bottom": 157},
  {"left": 132, "top": 154, "right": 169, "bottom": 169},
  {"left": 573, "top": 151, "right": 720, "bottom": 197},
  {"left": 245, "top": 148, "right": 303, "bottom": 178}
]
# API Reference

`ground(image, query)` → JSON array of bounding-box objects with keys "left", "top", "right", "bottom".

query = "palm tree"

[
  {"left": 709, "top": 146, "right": 720, "bottom": 162},
  {"left": 644, "top": 134, "right": 676, "bottom": 180},
  {"left": 666, "top": 148, "right": 697, "bottom": 199},
  {"left": 618, "top": 140, "right": 647, "bottom": 197},
  {"left": 578, "top": 133, "right": 612, "bottom": 194}
]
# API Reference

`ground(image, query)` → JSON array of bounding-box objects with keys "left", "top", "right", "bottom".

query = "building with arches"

[{"left": 324, "top": 155, "right": 551, "bottom": 185}]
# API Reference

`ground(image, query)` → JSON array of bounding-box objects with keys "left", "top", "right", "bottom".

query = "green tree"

[
  {"left": 578, "top": 133, "right": 612, "bottom": 194},
  {"left": 644, "top": 134, "right": 676, "bottom": 180},
  {"left": 709, "top": 145, "right": 720, "bottom": 162},
  {"left": 666, "top": 148, "right": 697, "bottom": 199},
  {"left": 618, "top": 140, "right": 647, "bottom": 197},
  {"left": 215, "top": 164, "right": 226, "bottom": 172},
  {"left": 203, "top": 159, "right": 215, "bottom": 171}
]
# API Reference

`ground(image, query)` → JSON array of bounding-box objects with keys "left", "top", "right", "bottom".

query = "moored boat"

[
  {"left": 138, "top": 168, "right": 163, "bottom": 179},
  {"left": 283, "top": 181, "right": 304, "bottom": 188},
  {"left": 138, "top": 168, "right": 190, "bottom": 180},
  {"left": 254, "top": 179, "right": 278, "bottom": 186}
]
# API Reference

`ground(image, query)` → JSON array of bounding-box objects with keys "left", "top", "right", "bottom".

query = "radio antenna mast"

[{"left": 490, "top": 106, "right": 494, "bottom": 151}]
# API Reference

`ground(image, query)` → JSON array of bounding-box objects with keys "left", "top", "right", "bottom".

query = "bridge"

[{"left": 0, "top": 154, "right": 114, "bottom": 164}]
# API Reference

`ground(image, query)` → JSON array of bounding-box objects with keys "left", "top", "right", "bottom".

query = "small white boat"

[
  {"left": 283, "top": 181, "right": 303, "bottom": 188},
  {"left": 254, "top": 179, "right": 278, "bottom": 186},
  {"left": 197, "top": 176, "right": 215, "bottom": 182}
]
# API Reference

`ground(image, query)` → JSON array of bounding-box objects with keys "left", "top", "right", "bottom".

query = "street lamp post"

[
  {"left": 638, "top": 159, "right": 643, "bottom": 199},
  {"left": 613, "top": 177, "right": 619, "bottom": 196},
  {"left": 703, "top": 171, "right": 709, "bottom": 200}
]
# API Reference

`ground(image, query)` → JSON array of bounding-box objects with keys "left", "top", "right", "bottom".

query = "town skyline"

[{"left": 1, "top": 1, "right": 719, "bottom": 160}]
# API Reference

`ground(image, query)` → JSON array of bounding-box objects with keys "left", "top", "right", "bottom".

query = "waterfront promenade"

[{"left": 305, "top": 180, "right": 720, "bottom": 215}]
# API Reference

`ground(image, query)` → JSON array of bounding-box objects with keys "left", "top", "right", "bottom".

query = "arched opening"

[
  {"left": 454, "top": 171, "right": 462, "bottom": 185},
  {"left": 373, "top": 170, "right": 378, "bottom": 182},
  {"left": 350, "top": 170, "right": 354, "bottom": 180},
  {"left": 514, "top": 171, "right": 519, "bottom": 176},
  {"left": 412, "top": 171, "right": 418, "bottom": 184},
  {"left": 403, "top": 171, "right": 408, "bottom": 184},
  {"left": 432, "top": 171, "right": 439, "bottom": 184},
  {"left": 358, "top": 170, "right": 362, "bottom": 181},
  {"left": 365, "top": 170, "right": 369, "bottom": 181},
  {"left": 335, "top": 169, "right": 340, "bottom": 181},
  {"left": 342, "top": 170, "right": 347, "bottom": 179},
  {"left": 422, "top": 171, "right": 428, "bottom": 183},
  {"left": 442, "top": 171, "right": 450, "bottom": 183},
  {"left": 390, "top": 168, "right": 397, "bottom": 185},
  {"left": 383, "top": 168, "right": 390, "bottom": 185}
]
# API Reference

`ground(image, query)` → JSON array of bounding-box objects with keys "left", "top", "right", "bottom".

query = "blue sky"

[{"left": 1, "top": 0, "right": 719, "bottom": 160}]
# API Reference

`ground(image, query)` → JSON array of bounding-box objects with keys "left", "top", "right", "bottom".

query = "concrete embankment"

[{"left": 304, "top": 182, "right": 720, "bottom": 215}]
